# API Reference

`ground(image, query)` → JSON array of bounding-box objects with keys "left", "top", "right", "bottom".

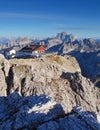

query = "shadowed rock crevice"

[
  {"left": 61, "top": 72, "right": 84, "bottom": 92},
  {"left": 6, "top": 66, "right": 14, "bottom": 95}
]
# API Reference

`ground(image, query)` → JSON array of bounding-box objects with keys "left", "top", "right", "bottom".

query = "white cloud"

[{"left": 0, "top": 12, "right": 65, "bottom": 20}]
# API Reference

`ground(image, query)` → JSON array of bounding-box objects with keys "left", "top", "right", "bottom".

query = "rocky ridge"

[
  {"left": 0, "top": 53, "right": 100, "bottom": 129},
  {"left": 0, "top": 54, "right": 99, "bottom": 115}
]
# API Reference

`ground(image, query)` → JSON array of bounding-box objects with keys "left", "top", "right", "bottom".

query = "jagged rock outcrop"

[
  {"left": 7, "top": 55, "right": 81, "bottom": 98},
  {"left": 56, "top": 32, "right": 67, "bottom": 40},
  {"left": 0, "top": 93, "right": 99, "bottom": 130},
  {"left": 0, "top": 54, "right": 99, "bottom": 115},
  {"left": 0, "top": 53, "right": 100, "bottom": 129},
  {"left": 56, "top": 32, "right": 75, "bottom": 42},
  {"left": 0, "top": 54, "right": 97, "bottom": 115}
]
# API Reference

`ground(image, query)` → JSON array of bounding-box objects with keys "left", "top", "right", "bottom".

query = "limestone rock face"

[
  {"left": 0, "top": 54, "right": 99, "bottom": 115},
  {"left": 4, "top": 55, "right": 99, "bottom": 114},
  {"left": 0, "top": 54, "right": 10, "bottom": 96}
]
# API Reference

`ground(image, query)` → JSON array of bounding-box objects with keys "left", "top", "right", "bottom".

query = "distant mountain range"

[
  {"left": 0, "top": 32, "right": 100, "bottom": 86},
  {"left": 0, "top": 33, "right": 100, "bottom": 51},
  {"left": 46, "top": 32, "right": 100, "bottom": 53},
  {"left": 0, "top": 37, "right": 32, "bottom": 50}
]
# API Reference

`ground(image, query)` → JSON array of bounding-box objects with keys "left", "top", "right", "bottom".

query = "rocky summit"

[{"left": 0, "top": 53, "right": 100, "bottom": 129}]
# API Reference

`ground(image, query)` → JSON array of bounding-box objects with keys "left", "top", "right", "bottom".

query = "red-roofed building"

[{"left": 17, "top": 45, "right": 45, "bottom": 58}]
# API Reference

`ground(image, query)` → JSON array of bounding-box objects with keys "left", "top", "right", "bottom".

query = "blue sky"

[{"left": 0, "top": 0, "right": 100, "bottom": 38}]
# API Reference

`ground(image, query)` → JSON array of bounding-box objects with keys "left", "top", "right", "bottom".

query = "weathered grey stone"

[
  {"left": 0, "top": 54, "right": 99, "bottom": 114},
  {"left": 6, "top": 55, "right": 99, "bottom": 114},
  {"left": 0, "top": 54, "right": 10, "bottom": 96}
]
